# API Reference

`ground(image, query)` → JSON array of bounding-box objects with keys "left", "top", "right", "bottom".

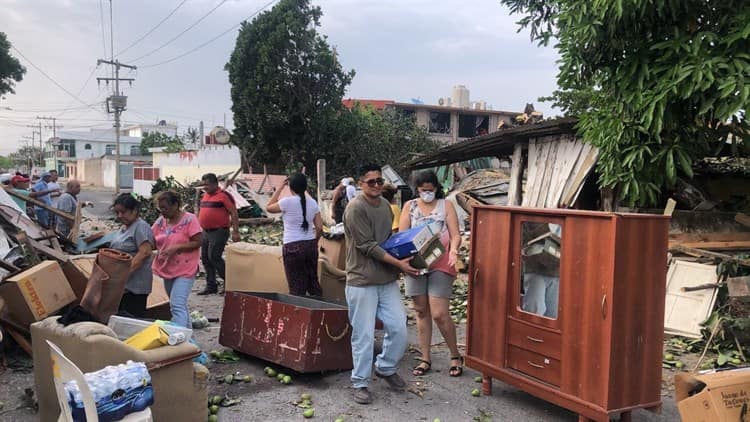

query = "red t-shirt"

[{"left": 199, "top": 189, "right": 235, "bottom": 229}]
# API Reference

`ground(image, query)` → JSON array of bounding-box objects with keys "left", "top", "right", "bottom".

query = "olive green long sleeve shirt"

[{"left": 343, "top": 195, "right": 399, "bottom": 286}]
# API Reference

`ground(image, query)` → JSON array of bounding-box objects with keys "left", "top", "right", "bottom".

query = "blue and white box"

[{"left": 381, "top": 224, "right": 436, "bottom": 259}]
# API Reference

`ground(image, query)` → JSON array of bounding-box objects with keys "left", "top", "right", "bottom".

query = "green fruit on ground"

[
  {"left": 733, "top": 358, "right": 742, "bottom": 364},
  {"left": 675, "top": 361, "right": 685, "bottom": 369},
  {"left": 224, "top": 375, "right": 234, "bottom": 384},
  {"left": 474, "top": 376, "right": 482, "bottom": 383},
  {"left": 210, "top": 351, "right": 220, "bottom": 358},
  {"left": 276, "top": 373, "right": 285, "bottom": 381},
  {"left": 303, "top": 408, "right": 315, "bottom": 418},
  {"left": 300, "top": 393, "right": 312, "bottom": 401},
  {"left": 282, "top": 375, "right": 292, "bottom": 384},
  {"left": 471, "top": 388, "right": 481, "bottom": 397},
  {"left": 243, "top": 375, "right": 252, "bottom": 382},
  {"left": 211, "top": 396, "right": 223, "bottom": 406},
  {"left": 334, "top": 419, "right": 344, "bottom": 422},
  {"left": 208, "top": 415, "right": 218, "bottom": 422},
  {"left": 664, "top": 353, "right": 674, "bottom": 361},
  {"left": 434, "top": 419, "right": 441, "bottom": 422},
  {"left": 209, "top": 405, "right": 219, "bottom": 415},
  {"left": 267, "top": 369, "right": 277, "bottom": 377}
]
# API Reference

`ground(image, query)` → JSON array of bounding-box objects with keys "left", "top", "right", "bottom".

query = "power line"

[
  {"left": 139, "top": 0, "right": 278, "bottom": 69},
  {"left": 127, "top": 0, "right": 229, "bottom": 63},
  {"left": 9, "top": 46, "right": 103, "bottom": 113},
  {"left": 98, "top": 0, "right": 108, "bottom": 58},
  {"left": 57, "top": 65, "right": 101, "bottom": 118},
  {"left": 116, "top": 0, "right": 189, "bottom": 57}
]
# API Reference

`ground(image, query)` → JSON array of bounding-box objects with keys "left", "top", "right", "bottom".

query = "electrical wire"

[
  {"left": 139, "top": 0, "right": 278, "bottom": 69},
  {"left": 127, "top": 0, "right": 229, "bottom": 63},
  {"left": 57, "top": 65, "right": 101, "bottom": 118},
  {"left": 116, "top": 0, "right": 188, "bottom": 57},
  {"left": 7, "top": 46, "right": 102, "bottom": 113}
]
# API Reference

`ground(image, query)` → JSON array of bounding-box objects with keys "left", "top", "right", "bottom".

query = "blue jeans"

[
  {"left": 35, "top": 208, "right": 50, "bottom": 228},
  {"left": 345, "top": 281, "right": 407, "bottom": 389},
  {"left": 163, "top": 277, "right": 194, "bottom": 328},
  {"left": 522, "top": 273, "right": 560, "bottom": 319}
]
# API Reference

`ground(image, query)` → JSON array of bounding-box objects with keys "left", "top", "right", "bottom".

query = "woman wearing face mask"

[
  {"left": 398, "top": 170, "right": 462, "bottom": 377},
  {"left": 110, "top": 193, "right": 155, "bottom": 318}
]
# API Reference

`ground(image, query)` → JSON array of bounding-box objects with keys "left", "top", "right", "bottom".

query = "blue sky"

[{"left": 0, "top": 0, "right": 560, "bottom": 155}]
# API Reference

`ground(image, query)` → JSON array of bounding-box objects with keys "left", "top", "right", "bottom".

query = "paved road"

[{"left": 77, "top": 187, "right": 117, "bottom": 220}]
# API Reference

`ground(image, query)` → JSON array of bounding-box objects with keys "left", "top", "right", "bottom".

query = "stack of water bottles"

[{"left": 64, "top": 360, "right": 154, "bottom": 422}]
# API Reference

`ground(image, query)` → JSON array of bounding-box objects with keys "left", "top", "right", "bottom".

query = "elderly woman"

[
  {"left": 111, "top": 193, "right": 155, "bottom": 318},
  {"left": 151, "top": 191, "right": 203, "bottom": 328}
]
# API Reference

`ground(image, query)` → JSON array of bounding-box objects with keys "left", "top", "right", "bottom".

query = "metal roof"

[{"left": 404, "top": 117, "right": 578, "bottom": 170}]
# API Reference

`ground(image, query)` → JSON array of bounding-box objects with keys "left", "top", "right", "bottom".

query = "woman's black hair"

[
  {"left": 414, "top": 170, "right": 445, "bottom": 199},
  {"left": 113, "top": 193, "right": 140, "bottom": 212},
  {"left": 156, "top": 190, "right": 181, "bottom": 207},
  {"left": 288, "top": 173, "right": 310, "bottom": 232}
]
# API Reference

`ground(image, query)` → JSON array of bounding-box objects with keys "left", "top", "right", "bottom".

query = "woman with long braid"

[{"left": 267, "top": 173, "right": 323, "bottom": 296}]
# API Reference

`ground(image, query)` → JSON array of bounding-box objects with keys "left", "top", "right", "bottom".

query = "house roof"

[
  {"left": 404, "top": 117, "right": 579, "bottom": 170},
  {"left": 391, "top": 102, "right": 521, "bottom": 116},
  {"left": 57, "top": 129, "right": 141, "bottom": 144},
  {"left": 342, "top": 99, "right": 395, "bottom": 110}
]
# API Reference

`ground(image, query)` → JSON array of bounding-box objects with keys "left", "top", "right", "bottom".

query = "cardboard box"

[
  {"left": 0, "top": 261, "right": 75, "bottom": 327},
  {"left": 319, "top": 236, "right": 346, "bottom": 270},
  {"left": 381, "top": 225, "right": 435, "bottom": 259},
  {"left": 226, "top": 242, "right": 289, "bottom": 293},
  {"left": 410, "top": 236, "right": 445, "bottom": 269},
  {"left": 675, "top": 368, "right": 750, "bottom": 422}
]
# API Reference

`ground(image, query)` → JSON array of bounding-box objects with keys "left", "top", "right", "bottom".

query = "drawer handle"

[
  {"left": 527, "top": 360, "right": 545, "bottom": 369},
  {"left": 601, "top": 294, "right": 608, "bottom": 319},
  {"left": 473, "top": 268, "right": 479, "bottom": 285},
  {"left": 526, "top": 336, "right": 544, "bottom": 343}
]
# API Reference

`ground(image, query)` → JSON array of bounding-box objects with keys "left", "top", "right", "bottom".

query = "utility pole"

[
  {"left": 97, "top": 59, "right": 136, "bottom": 194},
  {"left": 37, "top": 116, "right": 63, "bottom": 174},
  {"left": 25, "top": 124, "right": 44, "bottom": 168}
]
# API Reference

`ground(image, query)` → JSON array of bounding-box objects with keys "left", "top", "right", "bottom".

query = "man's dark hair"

[
  {"left": 49, "top": 169, "right": 57, "bottom": 174},
  {"left": 202, "top": 173, "right": 218, "bottom": 184},
  {"left": 357, "top": 163, "right": 381, "bottom": 179},
  {"left": 381, "top": 184, "right": 397, "bottom": 202}
]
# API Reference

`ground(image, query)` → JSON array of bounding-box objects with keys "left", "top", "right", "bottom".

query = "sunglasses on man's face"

[{"left": 362, "top": 177, "right": 385, "bottom": 187}]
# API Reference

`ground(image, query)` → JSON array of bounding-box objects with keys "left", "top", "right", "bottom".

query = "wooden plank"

[
  {"left": 735, "top": 213, "right": 750, "bottom": 229},
  {"left": 24, "top": 235, "right": 69, "bottom": 262},
  {"left": 663, "top": 199, "right": 676, "bottom": 216},
  {"left": 507, "top": 144, "right": 525, "bottom": 206},
  {"left": 535, "top": 140, "right": 556, "bottom": 208},
  {"left": 671, "top": 245, "right": 750, "bottom": 267},
  {"left": 669, "top": 232, "right": 750, "bottom": 243},
  {"left": 727, "top": 276, "right": 750, "bottom": 298},
  {"left": 3, "top": 187, "right": 75, "bottom": 222},
  {"left": 1, "top": 322, "right": 32, "bottom": 356},
  {"left": 559, "top": 146, "right": 599, "bottom": 208},
  {"left": 670, "top": 240, "right": 750, "bottom": 250},
  {"left": 522, "top": 138, "right": 539, "bottom": 207},
  {"left": 316, "top": 159, "right": 326, "bottom": 202},
  {"left": 548, "top": 135, "right": 583, "bottom": 208}
]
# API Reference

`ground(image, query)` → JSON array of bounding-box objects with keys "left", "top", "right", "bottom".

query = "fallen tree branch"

[
  {"left": 671, "top": 245, "right": 750, "bottom": 267},
  {"left": 3, "top": 187, "right": 75, "bottom": 222}
]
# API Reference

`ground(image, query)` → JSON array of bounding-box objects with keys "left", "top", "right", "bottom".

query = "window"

[
  {"left": 459, "top": 114, "right": 489, "bottom": 138},
  {"left": 429, "top": 112, "right": 451, "bottom": 134},
  {"left": 84, "top": 143, "right": 92, "bottom": 150},
  {"left": 105, "top": 144, "right": 116, "bottom": 155},
  {"left": 130, "top": 145, "right": 140, "bottom": 155},
  {"left": 398, "top": 108, "right": 416, "bottom": 121}
]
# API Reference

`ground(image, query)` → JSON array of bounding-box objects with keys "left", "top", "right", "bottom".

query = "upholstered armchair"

[{"left": 31, "top": 316, "right": 208, "bottom": 422}]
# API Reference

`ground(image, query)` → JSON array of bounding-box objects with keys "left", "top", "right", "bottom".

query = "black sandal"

[
  {"left": 412, "top": 359, "right": 431, "bottom": 376},
  {"left": 449, "top": 356, "right": 464, "bottom": 377}
]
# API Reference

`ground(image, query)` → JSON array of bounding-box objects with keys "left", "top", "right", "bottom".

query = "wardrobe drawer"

[
  {"left": 507, "top": 319, "right": 561, "bottom": 360},
  {"left": 507, "top": 345, "right": 561, "bottom": 387}
]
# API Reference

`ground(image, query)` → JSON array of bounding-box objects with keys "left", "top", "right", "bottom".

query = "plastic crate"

[{"left": 108, "top": 315, "right": 193, "bottom": 343}]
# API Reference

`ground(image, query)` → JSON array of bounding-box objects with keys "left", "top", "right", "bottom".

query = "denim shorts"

[{"left": 404, "top": 270, "right": 455, "bottom": 298}]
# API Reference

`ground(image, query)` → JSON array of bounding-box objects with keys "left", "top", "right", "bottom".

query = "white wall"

[
  {"left": 101, "top": 159, "right": 118, "bottom": 188},
  {"left": 76, "top": 140, "right": 140, "bottom": 159},
  {"left": 152, "top": 145, "right": 241, "bottom": 185},
  {"left": 134, "top": 179, "right": 156, "bottom": 197}
]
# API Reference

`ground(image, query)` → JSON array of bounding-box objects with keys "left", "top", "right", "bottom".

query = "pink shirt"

[{"left": 151, "top": 212, "right": 202, "bottom": 279}]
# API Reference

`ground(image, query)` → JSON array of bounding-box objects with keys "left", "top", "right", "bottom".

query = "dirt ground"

[{"left": 0, "top": 274, "right": 684, "bottom": 422}]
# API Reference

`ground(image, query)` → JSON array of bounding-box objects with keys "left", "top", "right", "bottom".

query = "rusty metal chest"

[{"left": 219, "top": 291, "right": 353, "bottom": 373}]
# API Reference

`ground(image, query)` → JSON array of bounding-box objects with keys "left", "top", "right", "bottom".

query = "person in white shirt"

[
  {"left": 266, "top": 173, "right": 323, "bottom": 296},
  {"left": 345, "top": 177, "right": 357, "bottom": 201}
]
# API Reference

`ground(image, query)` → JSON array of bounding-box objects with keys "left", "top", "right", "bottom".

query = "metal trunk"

[{"left": 219, "top": 292, "right": 353, "bottom": 373}]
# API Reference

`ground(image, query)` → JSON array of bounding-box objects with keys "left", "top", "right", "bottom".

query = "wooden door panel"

[
  {"left": 559, "top": 216, "right": 614, "bottom": 408},
  {"left": 466, "top": 209, "right": 510, "bottom": 368}
]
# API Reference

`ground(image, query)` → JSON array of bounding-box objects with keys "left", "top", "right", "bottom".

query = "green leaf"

[{"left": 665, "top": 149, "right": 676, "bottom": 186}]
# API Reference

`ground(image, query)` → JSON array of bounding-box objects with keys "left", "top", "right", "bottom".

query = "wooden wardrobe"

[{"left": 466, "top": 206, "right": 669, "bottom": 422}]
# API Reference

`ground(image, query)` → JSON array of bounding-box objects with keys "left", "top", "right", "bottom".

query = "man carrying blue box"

[{"left": 343, "top": 163, "right": 420, "bottom": 405}]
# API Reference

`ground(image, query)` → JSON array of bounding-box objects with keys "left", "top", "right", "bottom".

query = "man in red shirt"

[{"left": 197, "top": 173, "right": 241, "bottom": 295}]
